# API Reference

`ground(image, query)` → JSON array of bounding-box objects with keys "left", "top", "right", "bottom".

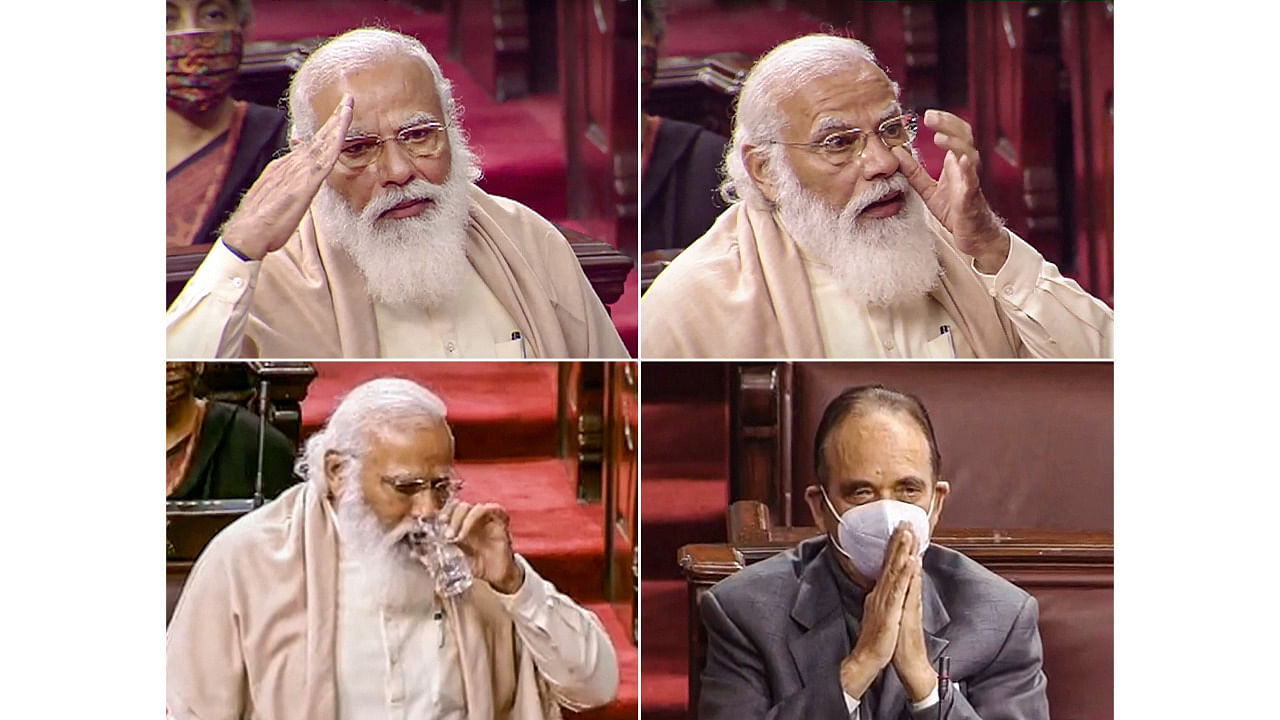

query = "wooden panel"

[
  {"left": 447, "top": 0, "right": 531, "bottom": 101},
  {"left": 558, "top": 0, "right": 638, "bottom": 256},
  {"left": 1060, "top": 0, "right": 1113, "bottom": 305},
  {"left": 644, "top": 53, "right": 751, "bottom": 138},
  {"left": 725, "top": 362, "right": 1114, "bottom": 533},
  {"left": 231, "top": 37, "right": 321, "bottom": 109},
  {"left": 603, "top": 362, "right": 638, "bottom": 641},
  {"left": 573, "top": 362, "right": 605, "bottom": 503},
  {"left": 728, "top": 363, "right": 793, "bottom": 526},
  {"left": 967, "top": 1, "right": 1066, "bottom": 266}
]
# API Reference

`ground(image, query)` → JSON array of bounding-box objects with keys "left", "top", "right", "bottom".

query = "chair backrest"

[
  {"left": 731, "top": 362, "right": 1113, "bottom": 533},
  {"left": 679, "top": 501, "right": 1113, "bottom": 720}
]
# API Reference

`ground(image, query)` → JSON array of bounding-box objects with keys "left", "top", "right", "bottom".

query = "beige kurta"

[
  {"left": 640, "top": 200, "right": 1114, "bottom": 358},
  {"left": 166, "top": 185, "right": 628, "bottom": 358},
  {"left": 166, "top": 483, "right": 570, "bottom": 720}
]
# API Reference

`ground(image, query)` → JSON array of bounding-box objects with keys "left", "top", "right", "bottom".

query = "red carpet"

[
  {"left": 640, "top": 363, "right": 731, "bottom": 719},
  {"left": 297, "top": 362, "right": 636, "bottom": 719},
  {"left": 303, "top": 361, "right": 559, "bottom": 459}
]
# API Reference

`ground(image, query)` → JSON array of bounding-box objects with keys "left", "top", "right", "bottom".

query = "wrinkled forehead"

[
  {"left": 310, "top": 54, "right": 446, "bottom": 136},
  {"left": 776, "top": 59, "right": 900, "bottom": 138}
]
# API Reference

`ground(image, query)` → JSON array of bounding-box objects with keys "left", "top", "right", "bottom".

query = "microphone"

[
  {"left": 937, "top": 656, "right": 951, "bottom": 720},
  {"left": 253, "top": 376, "right": 268, "bottom": 509}
]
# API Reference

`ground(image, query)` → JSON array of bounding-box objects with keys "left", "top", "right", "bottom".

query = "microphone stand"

[{"left": 253, "top": 377, "right": 268, "bottom": 509}]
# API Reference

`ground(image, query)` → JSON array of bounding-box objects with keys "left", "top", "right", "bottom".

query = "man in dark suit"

[{"left": 699, "top": 386, "right": 1049, "bottom": 719}]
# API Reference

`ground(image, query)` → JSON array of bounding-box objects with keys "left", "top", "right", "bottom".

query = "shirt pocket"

[
  {"left": 493, "top": 337, "right": 525, "bottom": 359},
  {"left": 924, "top": 331, "right": 957, "bottom": 358}
]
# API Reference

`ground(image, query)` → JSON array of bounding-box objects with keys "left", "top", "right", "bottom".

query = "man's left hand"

[
  {"left": 891, "top": 556, "right": 938, "bottom": 703},
  {"left": 446, "top": 501, "right": 525, "bottom": 594},
  {"left": 892, "top": 109, "right": 1010, "bottom": 273}
]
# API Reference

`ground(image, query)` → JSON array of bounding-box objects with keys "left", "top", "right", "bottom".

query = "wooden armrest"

[{"left": 560, "top": 225, "right": 633, "bottom": 306}]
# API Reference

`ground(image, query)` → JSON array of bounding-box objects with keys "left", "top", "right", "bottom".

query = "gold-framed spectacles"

[
  {"left": 338, "top": 122, "right": 448, "bottom": 169},
  {"left": 768, "top": 113, "right": 918, "bottom": 167},
  {"left": 381, "top": 472, "right": 463, "bottom": 499}
]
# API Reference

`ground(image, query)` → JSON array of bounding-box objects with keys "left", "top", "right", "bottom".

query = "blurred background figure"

[
  {"left": 641, "top": 1, "right": 728, "bottom": 258},
  {"left": 167, "top": 0, "right": 288, "bottom": 249},
  {"left": 165, "top": 361, "right": 296, "bottom": 500}
]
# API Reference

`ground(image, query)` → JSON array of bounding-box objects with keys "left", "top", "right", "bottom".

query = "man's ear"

[
  {"left": 323, "top": 450, "right": 346, "bottom": 501},
  {"left": 803, "top": 484, "right": 831, "bottom": 534},
  {"left": 744, "top": 145, "right": 780, "bottom": 204},
  {"left": 928, "top": 479, "right": 950, "bottom": 532}
]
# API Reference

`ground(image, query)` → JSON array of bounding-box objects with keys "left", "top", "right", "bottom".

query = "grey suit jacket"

[{"left": 698, "top": 537, "right": 1049, "bottom": 720}]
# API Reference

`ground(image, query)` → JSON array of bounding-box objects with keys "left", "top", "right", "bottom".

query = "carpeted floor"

[
  {"left": 640, "top": 363, "right": 732, "bottom": 719},
  {"left": 297, "top": 361, "right": 637, "bottom": 719}
]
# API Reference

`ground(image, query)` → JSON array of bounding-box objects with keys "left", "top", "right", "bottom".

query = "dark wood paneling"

[
  {"left": 558, "top": 0, "right": 638, "bottom": 256},
  {"left": 603, "top": 362, "right": 638, "bottom": 641},
  {"left": 447, "top": 0, "right": 531, "bottom": 101}
]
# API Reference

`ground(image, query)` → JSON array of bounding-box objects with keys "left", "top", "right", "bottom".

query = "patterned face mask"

[{"left": 166, "top": 29, "right": 244, "bottom": 116}]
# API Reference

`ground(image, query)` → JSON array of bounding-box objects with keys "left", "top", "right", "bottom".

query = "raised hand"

[
  {"left": 445, "top": 500, "right": 524, "bottom": 594},
  {"left": 892, "top": 109, "right": 1010, "bottom": 273},
  {"left": 220, "top": 94, "right": 355, "bottom": 261},
  {"left": 840, "top": 524, "right": 916, "bottom": 699}
]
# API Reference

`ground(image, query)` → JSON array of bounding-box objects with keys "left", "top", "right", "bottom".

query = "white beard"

[
  {"left": 334, "top": 478, "right": 437, "bottom": 609},
  {"left": 775, "top": 166, "right": 942, "bottom": 307},
  {"left": 313, "top": 165, "right": 474, "bottom": 311}
]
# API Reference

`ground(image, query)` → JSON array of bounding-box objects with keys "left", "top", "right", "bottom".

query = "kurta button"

[
  {"left": 988, "top": 287, "right": 997, "bottom": 297},
  {"left": 1002, "top": 285, "right": 1014, "bottom": 296},
  {"left": 232, "top": 277, "right": 244, "bottom": 289},
  {"left": 446, "top": 341, "right": 456, "bottom": 353}
]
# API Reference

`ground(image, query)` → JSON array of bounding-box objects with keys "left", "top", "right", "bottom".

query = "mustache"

[
  {"left": 361, "top": 178, "right": 449, "bottom": 222},
  {"left": 842, "top": 173, "right": 912, "bottom": 219}
]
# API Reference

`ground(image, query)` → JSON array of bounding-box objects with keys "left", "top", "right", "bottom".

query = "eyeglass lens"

[{"left": 339, "top": 124, "right": 446, "bottom": 168}]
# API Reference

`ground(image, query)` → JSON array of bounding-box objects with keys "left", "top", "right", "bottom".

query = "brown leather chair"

[
  {"left": 730, "top": 362, "right": 1113, "bottom": 533},
  {"left": 680, "top": 501, "right": 1113, "bottom": 720}
]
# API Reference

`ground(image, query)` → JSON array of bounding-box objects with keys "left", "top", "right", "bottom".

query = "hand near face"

[
  {"left": 839, "top": 524, "right": 916, "bottom": 698},
  {"left": 220, "top": 94, "right": 355, "bottom": 261},
  {"left": 892, "top": 109, "right": 1011, "bottom": 273},
  {"left": 444, "top": 500, "right": 524, "bottom": 594}
]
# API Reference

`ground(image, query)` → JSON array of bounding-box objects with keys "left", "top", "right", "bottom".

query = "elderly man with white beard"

[
  {"left": 166, "top": 377, "right": 619, "bottom": 720},
  {"left": 167, "top": 27, "right": 627, "bottom": 359},
  {"left": 640, "top": 33, "right": 1113, "bottom": 358}
]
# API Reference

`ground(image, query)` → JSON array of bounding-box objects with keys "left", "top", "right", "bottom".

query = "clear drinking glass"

[{"left": 407, "top": 506, "right": 473, "bottom": 597}]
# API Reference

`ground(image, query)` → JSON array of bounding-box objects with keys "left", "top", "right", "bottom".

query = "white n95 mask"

[{"left": 822, "top": 489, "right": 932, "bottom": 581}]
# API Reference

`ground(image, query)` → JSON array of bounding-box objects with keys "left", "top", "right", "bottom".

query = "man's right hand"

[
  {"left": 221, "top": 94, "right": 355, "bottom": 261},
  {"left": 839, "top": 523, "right": 916, "bottom": 699}
]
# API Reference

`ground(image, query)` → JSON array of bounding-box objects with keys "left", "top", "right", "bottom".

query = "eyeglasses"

[
  {"left": 381, "top": 473, "right": 462, "bottom": 499},
  {"left": 768, "top": 113, "right": 918, "bottom": 167},
  {"left": 338, "top": 122, "right": 448, "bottom": 169}
]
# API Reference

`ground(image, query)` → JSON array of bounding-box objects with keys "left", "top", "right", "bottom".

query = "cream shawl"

[
  {"left": 240, "top": 185, "right": 627, "bottom": 358},
  {"left": 639, "top": 201, "right": 1025, "bottom": 358},
  {"left": 166, "top": 483, "right": 560, "bottom": 720}
]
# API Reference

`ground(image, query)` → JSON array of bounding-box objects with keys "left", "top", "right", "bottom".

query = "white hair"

[
  {"left": 297, "top": 377, "right": 451, "bottom": 491},
  {"left": 287, "top": 27, "right": 481, "bottom": 183},
  {"left": 721, "top": 34, "right": 900, "bottom": 209}
]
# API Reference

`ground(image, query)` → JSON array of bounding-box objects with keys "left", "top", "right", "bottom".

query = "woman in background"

[{"left": 167, "top": 0, "right": 287, "bottom": 248}]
